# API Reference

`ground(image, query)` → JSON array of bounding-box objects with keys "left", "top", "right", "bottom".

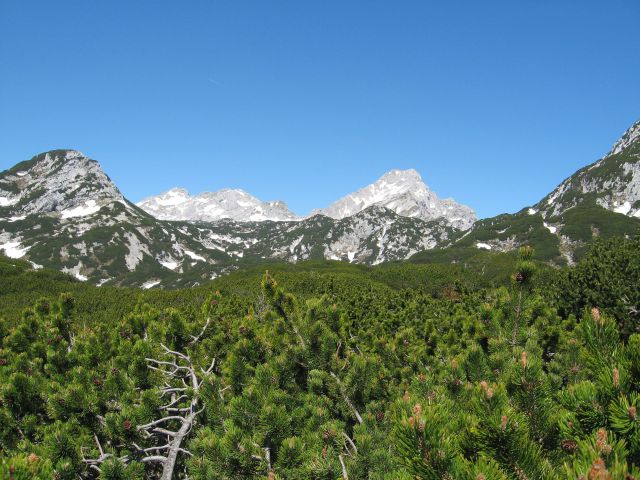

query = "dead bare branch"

[{"left": 330, "top": 372, "right": 363, "bottom": 425}]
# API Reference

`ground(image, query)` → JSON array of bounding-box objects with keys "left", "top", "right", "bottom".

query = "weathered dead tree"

[
  {"left": 83, "top": 337, "right": 217, "bottom": 479},
  {"left": 330, "top": 371, "right": 363, "bottom": 425},
  {"left": 137, "top": 343, "right": 215, "bottom": 480}
]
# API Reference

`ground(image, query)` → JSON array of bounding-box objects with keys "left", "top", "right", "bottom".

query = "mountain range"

[
  {"left": 136, "top": 168, "right": 476, "bottom": 230},
  {"left": 1, "top": 119, "right": 638, "bottom": 288}
]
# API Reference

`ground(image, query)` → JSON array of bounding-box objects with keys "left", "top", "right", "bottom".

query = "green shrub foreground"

[{"left": 0, "top": 237, "right": 639, "bottom": 479}]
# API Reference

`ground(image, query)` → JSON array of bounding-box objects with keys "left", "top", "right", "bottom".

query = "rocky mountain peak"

[
  {"left": 312, "top": 169, "right": 476, "bottom": 230},
  {"left": 0, "top": 150, "right": 125, "bottom": 218},
  {"left": 379, "top": 168, "right": 422, "bottom": 181}
]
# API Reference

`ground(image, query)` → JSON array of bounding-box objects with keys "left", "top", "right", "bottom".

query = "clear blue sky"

[{"left": 1, "top": 1, "right": 638, "bottom": 218}]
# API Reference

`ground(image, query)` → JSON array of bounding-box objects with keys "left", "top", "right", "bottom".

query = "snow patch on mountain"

[
  {"left": 184, "top": 250, "right": 206, "bottom": 262},
  {"left": 614, "top": 201, "right": 632, "bottom": 215},
  {"left": 0, "top": 196, "right": 18, "bottom": 207},
  {"left": 61, "top": 200, "right": 101, "bottom": 219},
  {"left": 0, "top": 240, "right": 29, "bottom": 258},
  {"left": 142, "top": 279, "right": 161, "bottom": 289},
  {"left": 159, "top": 259, "right": 179, "bottom": 270},
  {"left": 62, "top": 261, "right": 88, "bottom": 281}
]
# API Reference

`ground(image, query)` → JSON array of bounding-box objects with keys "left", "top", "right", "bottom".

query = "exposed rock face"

[
  {"left": 538, "top": 120, "right": 640, "bottom": 219},
  {"left": 0, "top": 150, "right": 126, "bottom": 218},
  {"left": 311, "top": 169, "right": 476, "bottom": 230}
]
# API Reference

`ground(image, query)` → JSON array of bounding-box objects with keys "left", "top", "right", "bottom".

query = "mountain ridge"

[
  {"left": 0, "top": 151, "right": 461, "bottom": 287},
  {"left": 136, "top": 168, "right": 476, "bottom": 230},
  {"left": 1, "top": 118, "right": 638, "bottom": 287}
]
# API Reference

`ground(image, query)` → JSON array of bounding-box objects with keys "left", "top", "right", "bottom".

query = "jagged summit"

[
  {"left": 137, "top": 187, "right": 299, "bottom": 222},
  {"left": 139, "top": 168, "right": 476, "bottom": 229},
  {"left": 311, "top": 168, "right": 476, "bottom": 230}
]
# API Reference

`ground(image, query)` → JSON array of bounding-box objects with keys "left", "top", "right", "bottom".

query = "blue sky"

[{"left": 1, "top": 1, "right": 638, "bottom": 218}]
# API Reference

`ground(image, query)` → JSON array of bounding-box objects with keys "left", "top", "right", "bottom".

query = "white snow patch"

[
  {"left": 614, "top": 201, "right": 632, "bottom": 215},
  {"left": 159, "top": 260, "right": 179, "bottom": 270},
  {"left": 347, "top": 251, "right": 356, "bottom": 262},
  {"left": 0, "top": 241, "right": 30, "bottom": 258},
  {"left": 184, "top": 250, "right": 206, "bottom": 262},
  {"left": 0, "top": 196, "right": 18, "bottom": 207},
  {"left": 29, "top": 261, "right": 43, "bottom": 270},
  {"left": 141, "top": 279, "right": 161, "bottom": 289},
  {"left": 476, "top": 242, "right": 492, "bottom": 250},
  {"left": 8, "top": 215, "right": 26, "bottom": 222},
  {"left": 543, "top": 222, "right": 557, "bottom": 234},
  {"left": 61, "top": 200, "right": 101, "bottom": 219},
  {"left": 62, "top": 261, "right": 88, "bottom": 281},
  {"left": 527, "top": 208, "right": 538, "bottom": 215},
  {"left": 16, "top": 171, "right": 28, "bottom": 177},
  {"left": 97, "top": 278, "right": 111, "bottom": 287}
]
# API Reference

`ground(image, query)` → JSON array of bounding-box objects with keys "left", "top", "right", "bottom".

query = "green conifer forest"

[{"left": 1, "top": 234, "right": 639, "bottom": 479}]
